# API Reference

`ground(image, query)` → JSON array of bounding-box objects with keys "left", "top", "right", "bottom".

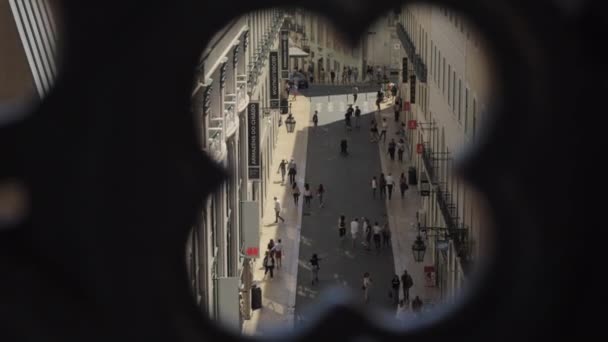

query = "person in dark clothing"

[
  {"left": 263, "top": 251, "right": 275, "bottom": 279},
  {"left": 345, "top": 106, "right": 353, "bottom": 131},
  {"left": 310, "top": 254, "right": 321, "bottom": 284},
  {"left": 277, "top": 159, "right": 287, "bottom": 184},
  {"left": 340, "top": 139, "right": 348, "bottom": 156},
  {"left": 391, "top": 275, "right": 401, "bottom": 305},
  {"left": 267, "top": 239, "right": 275, "bottom": 258},
  {"left": 400, "top": 172, "right": 409, "bottom": 199},
  {"left": 330, "top": 70, "right": 336, "bottom": 84},
  {"left": 412, "top": 296, "right": 423, "bottom": 313},
  {"left": 388, "top": 139, "right": 396, "bottom": 161},
  {"left": 376, "top": 90, "right": 383, "bottom": 112},
  {"left": 401, "top": 270, "right": 413, "bottom": 302},
  {"left": 391, "top": 84, "right": 398, "bottom": 99},
  {"left": 313, "top": 110, "right": 319, "bottom": 127},
  {"left": 397, "top": 139, "right": 405, "bottom": 162},
  {"left": 354, "top": 106, "right": 361, "bottom": 128},
  {"left": 379, "top": 173, "right": 387, "bottom": 199}
]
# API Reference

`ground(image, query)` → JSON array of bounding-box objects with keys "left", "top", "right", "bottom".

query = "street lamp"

[
  {"left": 412, "top": 235, "right": 427, "bottom": 262},
  {"left": 285, "top": 113, "right": 296, "bottom": 133}
]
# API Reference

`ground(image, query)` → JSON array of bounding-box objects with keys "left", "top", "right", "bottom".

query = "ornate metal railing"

[{"left": 396, "top": 23, "right": 428, "bottom": 83}]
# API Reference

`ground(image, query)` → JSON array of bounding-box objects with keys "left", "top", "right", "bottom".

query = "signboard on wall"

[
  {"left": 410, "top": 74, "right": 416, "bottom": 104},
  {"left": 269, "top": 51, "right": 280, "bottom": 108},
  {"left": 247, "top": 102, "right": 260, "bottom": 180},
  {"left": 241, "top": 201, "right": 260, "bottom": 258},
  {"left": 280, "top": 30, "right": 289, "bottom": 79},
  {"left": 408, "top": 119, "right": 417, "bottom": 129}
]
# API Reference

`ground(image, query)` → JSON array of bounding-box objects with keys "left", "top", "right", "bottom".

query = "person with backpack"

[
  {"left": 313, "top": 110, "right": 319, "bottom": 127},
  {"left": 401, "top": 269, "right": 414, "bottom": 302}
]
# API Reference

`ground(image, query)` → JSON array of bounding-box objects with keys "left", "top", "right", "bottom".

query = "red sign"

[
  {"left": 403, "top": 101, "right": 411, "bottom": 111},
  {"left": 408, "top": 120, "right": 417, "bottom": 129},
  {"left": 417, "top": 143, "right": 424, "bottom": 154},
  {"left": 246, "top": 247, "right": 259, "bottom": 258}
]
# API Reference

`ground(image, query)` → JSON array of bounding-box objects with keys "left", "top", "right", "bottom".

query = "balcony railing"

[
  {"left": 224, "top": 94, "right": 238, "bottom": 138},
  {"left": 206, "top": 130, "right": 225, "bottom": 161},
  {"left": 396, "top": 23, "right": 428, "bottom": 83}
]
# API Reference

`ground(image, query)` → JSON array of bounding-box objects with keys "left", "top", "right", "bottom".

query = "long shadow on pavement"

[{"left": 294, "top": 102, "right": 398, "bottom": 323}]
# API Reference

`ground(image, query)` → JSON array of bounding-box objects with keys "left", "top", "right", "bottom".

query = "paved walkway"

[
  {"left": 373, "top": 105, "right": 441, "bottom": 314},
  {"left": 241, "top": 96, "right": 310, "bottom": 336},
  {"left": 242, "top": 93, "right": 440, "bottom": 336},
  {"left": 294, "top": 94, "right": 396, "bottom": 325}
]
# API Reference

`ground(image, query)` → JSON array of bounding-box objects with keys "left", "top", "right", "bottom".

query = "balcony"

[
  {"left": 206, "top": 130, "right": 227, "bottom": 162},
  {"left": 396, "top": 23, "right": 428, "bottom": 83},
  {"left": 236, "top": 81, "right": 249, "bottom": 113},
  {"left": 224, "top": 94, "right": 239, "bottom": 138}
]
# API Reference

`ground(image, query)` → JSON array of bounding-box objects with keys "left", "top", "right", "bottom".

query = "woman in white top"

[
  {"left": 362, "top": 272, "right": 373, "bottom": 303},
  {"left": 371, "top": 176, "right": 377, "bottom": 199},
  {"left": 271, "top": 239, "right": 283, "bottom": 269},
  {"left": 304, "top": 183, "right": 313, "bottom": 209}
]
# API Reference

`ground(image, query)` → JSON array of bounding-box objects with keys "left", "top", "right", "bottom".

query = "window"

[
  {"left": 448, "top": 65, "right": 452, "bottom": 105},
  {"left": 465, "top": 87, "right": 469, "bottom": 133},
  {"left": 452, "top": 71, "right": 456, "bottom": 112},
  {"left": 458, "top": 79, "right": 462, "bottom": 121},
  {"left": 442, "top": 57, "right": 446, "bottom": 95},
  {"left": 473, "top": 97, "right": 477, "bottom": 138}
]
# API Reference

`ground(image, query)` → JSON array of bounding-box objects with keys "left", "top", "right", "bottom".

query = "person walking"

[
  {"left": 340, "top": 139, "right": 349, "bottom": 156},
  {"left": 364, "top": 218, "right": 372, "bottom": 251},
  {"left": 338, "top": 214, "right": 347, "bottom": 245},
  {"left": 317, "top": 184, "right": 325, "bottom": 208},
  {"left": 372, "top": 221, "right": 382, "bottom": 253},
  {"left": 386, "top": 173, "right": 395, "bottom": 200},
  {"left": 288, "top": 159, "right": 297, "bottom": 185},
  {"left": 394, "top": 102, "right": 401, "bottom": 122},
  {"left": 370, "top": 119, "right": 379, "bottom": 142},
  {"left": 401, "top": 270, "right": 414, "bottom": 302},
  {"left": 277, "top": 159, "right": 287, "bottom": 184},
  {"left": 353, "top": 86, "right": 359, "bottom": 103},
  {"left": 274, "top": 197, "right": 285, "bottom": 223},
  {"left": 376, "top": 90, "right": 383, "bottom": 112},
  {"left": 313, "top": 110, "right": 319, "bottom": 127},
  {"left": 304, "top": 183, "right": 313, "bottom": 209},
  {"left": 263, "top": 251, "right": 275, "bottom": 279},
  {"left": 391, "top": 275, "right": 401, "bottom": 305},
  {"left": 371, "top": 176, "right": 378, "bottom": 199},
  {"left": 345, "top": 106, "right": 353, "bottom": 131},
  {"left": 391, "top": 83, "right": 398, "bottom": 100},
  {"left": 285, "top": 81, "right": 291, "bottom": 99},
  {"left": 388, "top": 139, "right": 396, "bottom": 162},
  {"left": 399, "top": 173, "right": 409, "bottom": 199},
  {"left": 267, "top": 238, "right": 276, "bottom": 258},
  {"left": 310, "top": 254, "right": 321, "bottom": 285},
  {"left": 330, "top": 70, "right": 336, "bottom": 84},
  {"left": 292, "top": 183, "right": 301, "bottom": 206},
  {"left": 272, "top": 239, "right": 283, "bottom": 269},
  {"left": 354, "top": 106, "right": 361, "bottom": 128},
  {"left": 350, "top": 218, "right": 360, "bottom": 248},
  {"left": 412, "top": 296, "right": 423, "bottom": 314},
  {"left": 362, "top": 272, "right": 373, "bottom": 303},
  {"left": 379, "top": 118, "right": 388, "bottom": 143},
  {"left": 382, "top": 221, "right": 391, "bottom": 248},
  {"left": 379, "top": 173, "right": 387, "bottom": 199},
  {"left": 397, "top": 139, "right": 405, "bottom": 163}
]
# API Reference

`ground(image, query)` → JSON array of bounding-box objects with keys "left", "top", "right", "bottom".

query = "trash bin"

[
  {"left": 408, "top": 166, "right": 417, "bottom": 185},
  {"left": 251, "top": 285, "right": 262, "bottom": 311}
]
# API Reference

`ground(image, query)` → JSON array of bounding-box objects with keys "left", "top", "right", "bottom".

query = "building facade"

[
  {"left": 188, "top": 9, "right": 289, "bottom": 330},
  {"left": 394, "top": 5, "right": 493, "bottom": 301},
  {"left": 287, "top": 8, "right": 365, "bottom": 83}
]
